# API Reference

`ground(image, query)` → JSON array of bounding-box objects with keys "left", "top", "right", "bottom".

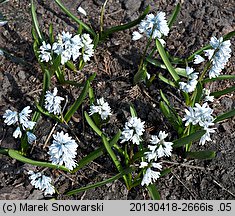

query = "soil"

[{"left": 0, "top": 0, "right": 235, "bottom": 200}]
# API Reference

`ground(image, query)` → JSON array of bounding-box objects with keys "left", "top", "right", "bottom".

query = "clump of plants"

[{"left": 1, "top": 0, "right": 235, "bottom": 199}]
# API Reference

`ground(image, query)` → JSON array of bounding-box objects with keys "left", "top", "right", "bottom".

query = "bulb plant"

[{"left": 0, "top": 0, "right": 235, "bottom": 200}]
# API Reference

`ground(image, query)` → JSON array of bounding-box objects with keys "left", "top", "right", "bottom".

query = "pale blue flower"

[
  {"left": 48, "top": 131, "right": 78, "bottom": 170},
  {"left": 44, "top": 87, "right": 64, "bottom": 115},
  {"left": 28, "top": 171, "right": 55, "bottom": 195}
]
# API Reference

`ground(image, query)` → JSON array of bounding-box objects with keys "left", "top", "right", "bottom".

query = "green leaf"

[
  {"left": 64, "top": 80, "right": 90, "bottom": 123},
  {"left": 67, "top": 167, "right": 134, "bottom": 195},
  {"left": 185, "top": 150, "right": 216, "bottom": 160},
  {"left": 84, "top": 111, "right": 102, "bottom": 137},
  {"left": 66, "top": 60, "right": 77, "bottom": 71},
  {"left": 31, "top": 0, "right": 43, "bottom": 41},
  {"left": 167, "top": 3, "right": 180, "bottom": 29},
  {"left": 133, "top": 63, "right": 148, "bottom": 84},
  {"left": 54, "top": 0, "right": 96, "bottom": 37},
  {"left": 223, "top": 30, "right": 235, "bottom": 41},
  {"left": 211, "top": 85, "right": 235, "bottom": 98},
  {"left": 43, "top": 69, "right": 51, "bottom": 94},
  {"left": 156, "top": 39, "right": 180, "bottom": 82},
  {"left": 88, "top": 86, "right": 95, "bottom": 104},
  {"left": 49, "top": 24, "right": 54, "bottom": 43},
  {"left": 130, "top": 104, "right": 138, "bottom": 117},
  {"left": 193, "top": 81, "right": 203, "bottom": 105},
  {"left": 100, "top": 6, "right": 150, "bottom": 41},
  {"left": 160, "top": 90, "right": 170, "bottom": 105},
  {"left": 8, "top": 149, "right": 69, "bottom": 171},
  {"left": 0, "top": 147, "right": 9, "bottom": 155},
  {"left": 55, "top": 67, "right": 65, "bottom": 83},
  {"left": 71, "top": 130, "right": 121, "bottom": 173},
  {"left": 173, "top": 130, "right": 206, "bottom": 148},
  {"left": 160, "top": 168, "right": 171, "bottom": 177},
  {"left": 158, "top": 73, "right": 176, "bottom": 87},
  {"left": 159, "top": 101, "right": 181, "bottom": 131},
  {"left": 214, "top": 109, "right": 235, "bottom": 123},
  {"left": 202, "top": 75, "right": 235, "bottom": 83},
  {"left": 147, "top": 184, "right": 161, "bottom": 200}
]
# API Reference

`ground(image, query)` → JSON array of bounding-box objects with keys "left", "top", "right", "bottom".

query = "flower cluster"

[
  {"left": 145, "top": 131, "right": 173, "bottom": 161},
  {"left": 132, "top": 12, "right": 169, "bottom": 43},
  {"left": 39, "top": 31, "right": 94, "bottom": 65},
  {"left": 203, "top": 88, "right": 214, "bottom": 102},
  {"left": 28, "top": 171, "right": 55, "bottom": 195},
  {"left": 44, "top": 87, "right": 64, "bottom": 115},
  {"left": 48, "top": 131, "right": 78, "bottom": 170},
  {"left": 140, "top": 131, "right": 173, "bottom": 186},
  {"left": 89, "top": 98, "right": 112, "bottom": 120},
  {"left": 120, "top": 117, "right": 145, "bottom": 145},
  {"left": 3, "top": 106, "right": 36, "bottom": 143},
  {"left": 195, "top": 36, "right": 231, "bottom": 78},
  {"left": 183, "top": 103, "right": 216, "bottom": 145},
  {"left": 179, "top": 67, "right": 198, "bottom": 93}
]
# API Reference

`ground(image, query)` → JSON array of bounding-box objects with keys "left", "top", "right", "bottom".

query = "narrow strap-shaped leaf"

[
  {"left": 147, "top": 184, "right": 161, "bottom": 200},
  {"left": 49, "top": 24, "right": 54, "bottom": 43},
  {"left": 65, "top": 60, "right": 77, "bottom": 71},
  {"left": 167, "top": 3, "right": 180, "bottom": 29},
  {"left": 192, "top": 81, "right": 203, "bottom": 105},
  {"left": 133, "top": 63, "right": 148, "bottom": 84},
  {"left": 0, "top": 147, "right": 9, "bottom": 155},
  {"left": 8, "top": 149, "right": 69, "bottom": 172},
  {"left": 185, "top": 150, "right": 216, "bottom": 160},
  {"left": 130, "top": 104, "right": 138, "bottom": 117},
  {"left": 31, "top": 0, "right": 43, "bottom": 41},
  {"left": 223, "top": 30, "right": 235, "bottom": 41},
  {"left": 214, "top": 108, "right": 235, "bottom": 123},
  {"left": 54, "top": 0, "right": 96, "bottom": 37},
  {"left": 67, "top": 167, "right": 134, "bottom": 195},
  {"left": 159, "top": 73, "right": 176, "bottom": 88},
  {"left": 71, "top": 130, "right": 121, "bottom": 173},
  {"left": 84, "top": 111, "right": 102, "bottom": 136},
  {"left": 202, "top": 75, "right": 235, "bottom": 83},
  {"left": 210, "top": 85, "right": 235, "bottom": 98},
  {"left": 100, "top": 6, "right": 150, "bottom": 41},
  {"left": 64, "top": 80, "right": 90, "bottom": 123},
  {"left": 156, "top": 39, "right": 180, "bottom": 82},
  {"left": 146, "top": 57, "right": 187, "bottom": 77},
  {"left": 173, "top": 130, "right": 206, "bottom": 148}
]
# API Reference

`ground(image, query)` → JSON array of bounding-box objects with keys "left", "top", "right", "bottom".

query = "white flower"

[
  {"left": 199, "top": 127, "right": 216, "bottom": 145},
  {"left": 19, "top": 106, "right": 36, "bottom": 130},
  {"left": 194, "top": 54, "right": 205, "bottom": 64},
  {"left": 120, "top": 117, "right": 145, "bottom": 145},
  {"left": 44, "top": 87, "right": 64, "bottom": 115},
  {"left": 141, "top": 162, "right": 162, "bottom": 186},
  {"left": 13, "top": 126, "right": 22, "bottom": 138},
  {"left": 145, "top": 131, "right": 173, "bottom": 161},
  {"left": 132, "top": 31, "right": 143, "bottom": 41},
  {"left": 179, "top": 67, "right": 198, "bottom": 93},
  {"left": 89, "top": 97, "right": 112, "bottom": 120},
  {"left": 179, "top": 79, "right": 198, "bottom": 93},
  {"left": 0, "top": 49, "right": 4, "bottom": 56},
  {"left": 77, "top": 6, "right": 87, "bottom": 16},
  {"left": 28, "top": 171, "right": 55, "bottom": 196},
  {"left": 3, "top": 109, "right": 18, "bottom": 125},
  {"left": 81, "top": 34, "right": 94, "bottom": 62},
  {"left": 0, "top": 20, "right": 7, "bottom": 26},
  {"left": 27, "top": 132, "right": 37, "bottom": 144},
  {"left": 3, "top": 106, "right": 36, "bottom": 138},
  {"left": 183, "top": 103, "right": 215, "bottom": 145},
  {"left": 182, "top": 106, "right": 197, "bottom": 126},
  {"left": 39, "top": 41, "right": 52, "bottom": 62},
  {"left": 203, "top": 88, "right": 214, "bottom": 102},
  {"left": 207, "top": 37, "right": 231, "bottom": 78},
  {"left": 48, "top": 131, "right": 78, "bottom": 170},
  {"left": 133, "top": 11, "right": 169, "bottom": 41}
]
